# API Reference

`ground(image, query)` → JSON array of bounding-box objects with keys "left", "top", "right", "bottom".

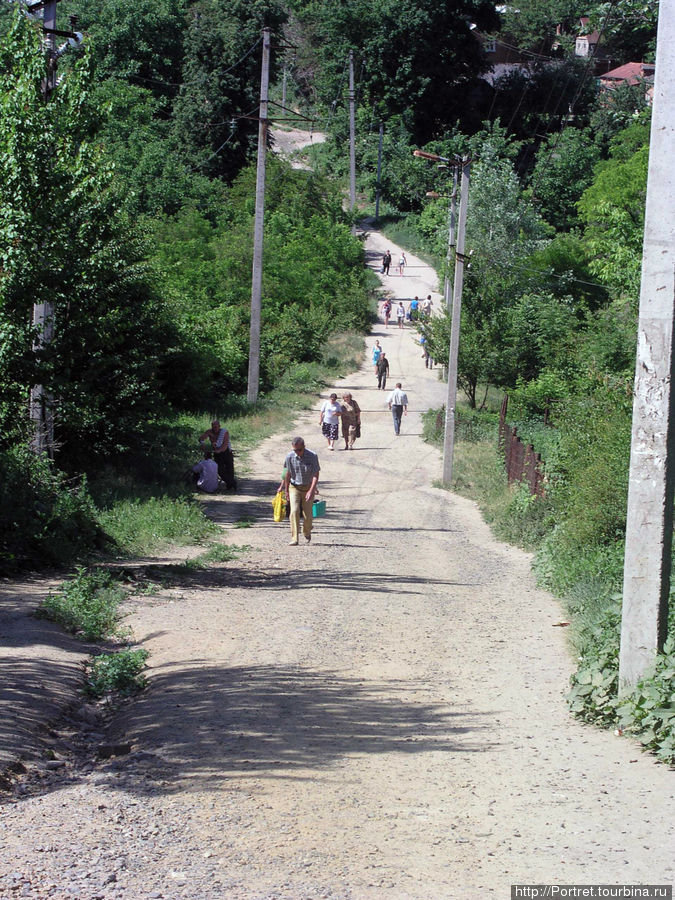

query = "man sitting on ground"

[{"left": 192, "top": 450, "right": 219, "bottom": 493}]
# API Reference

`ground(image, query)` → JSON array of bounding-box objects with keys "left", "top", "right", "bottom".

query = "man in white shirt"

[{"left": 387, "top": 382, "right": 408, "bottom": 435}]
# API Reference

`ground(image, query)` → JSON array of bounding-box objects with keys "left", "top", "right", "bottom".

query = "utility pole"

[
  {"left": 247, "top": 27, "right": 271, "bottom": 405},
  {"left": 374, "top": 122, "right": 384, "bottom": 223},
  {"left": 281, "top": 64, "right": 287, "bottom": 114},
  {"left": 619, "top": 1, "right": 675, "bottom": 690},
  {"left": 348, "top": 50, "right": 356, "bottom": 215},
  {"left": 414, "top": 150, "right": 471, "bottom": 486},
  {"left": 29, "top": 0, "right": 59, "bottom": 456},
  {"left": 442, "top": 156, "right": 470, "bottom": 487},
  {"left": 445, "top": 165, "right": 458, "bottom": 313}
]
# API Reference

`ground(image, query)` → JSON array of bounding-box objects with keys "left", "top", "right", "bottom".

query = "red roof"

[{"left": 600, "top": 62, "right": 655, "bottom": 85}]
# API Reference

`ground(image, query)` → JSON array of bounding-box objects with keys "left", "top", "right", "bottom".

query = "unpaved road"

[{"left": 1, "top": 235, "right": 674, "bottom": 899}]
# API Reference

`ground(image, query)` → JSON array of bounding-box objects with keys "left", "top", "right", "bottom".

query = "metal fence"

[{"left": 498, "top": 396, "right": 545, "bottom": 497}]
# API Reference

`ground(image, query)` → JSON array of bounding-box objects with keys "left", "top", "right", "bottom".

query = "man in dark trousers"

[
  {"left": 382, "top": 250, "right": 392, "bottom": 275},
  {"left": 387, "top": 382, "right": 408, "bottom": 435},
  {"left": 376, "top": 351, "right": 389, "bottom": 390}
]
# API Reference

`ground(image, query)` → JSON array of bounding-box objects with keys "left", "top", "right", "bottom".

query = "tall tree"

[{"left": 0, "top": 13, "right": 172, "bottom": 456}]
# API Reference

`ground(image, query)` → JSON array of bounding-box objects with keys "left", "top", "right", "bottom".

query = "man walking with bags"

[
  {"left": 283, "top": 437, "right": 320, "bottom": 545},
  {"left": 387, "top": 382, "right": 408, "bottom": 435}
]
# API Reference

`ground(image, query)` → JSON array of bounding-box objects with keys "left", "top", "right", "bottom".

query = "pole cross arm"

[{"left": 413, "top": 149, "right": 451, "bottom": 163}]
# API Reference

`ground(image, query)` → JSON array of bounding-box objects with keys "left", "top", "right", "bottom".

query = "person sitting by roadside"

[{"left": 191, "top": 450, "right": 219, "bottom": 493}]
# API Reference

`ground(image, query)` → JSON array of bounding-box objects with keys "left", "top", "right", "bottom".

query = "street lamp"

[{"left": 414, "top": 150, "right": 472, "bottom": 487}]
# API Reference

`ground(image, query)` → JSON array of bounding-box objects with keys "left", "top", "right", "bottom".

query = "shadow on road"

[{"left": 95, "top": 662, "right": 494, "bottom": 794}]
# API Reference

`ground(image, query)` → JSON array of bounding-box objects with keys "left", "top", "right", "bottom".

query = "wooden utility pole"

[
  {"left": 247, "top": 28, "right": 271, "bottom": 405},
  {"left": 619, "top": 2, "right": 675, "bottom": 690},
  {"left": 348, "top": 51, "right": 356, "bottom": 214},
  {"left": 442, "top": 156, "right": 470, "bottom": 487},
  {"left": 374, "top": 122, "right": 384, "bottom": 223}
]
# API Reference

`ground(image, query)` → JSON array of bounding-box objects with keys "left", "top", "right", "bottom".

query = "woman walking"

[
  {"left": 396, "top": 301, "right": 406, "bottom": 329},
  {"left": 372, "top": 340, "right": 382, "bottom": 373},
  {"left": 381, "top": 298, "right": 392, "bottom": 328},
  {"left": 340, "top": 393, "right": 362, "bottom": 450},
  {"left": 398, "top": 252, "right": 407, "bottom": 276},
  {"left": 319, "top": 393, "right": 342, "bottom": 451}
]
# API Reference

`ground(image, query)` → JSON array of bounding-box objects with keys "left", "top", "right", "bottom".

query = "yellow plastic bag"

[{"left": 272, "top": 490, "right": 287, "bottom": 523}]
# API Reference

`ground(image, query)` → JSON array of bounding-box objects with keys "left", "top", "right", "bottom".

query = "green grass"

[
  {"left": 36, "top": 567, "right": 126, "bottom": 641},
  {"left": 85, "top": 648, "right": 149, "bottom": 698},
  {"left": 97, "top": 496, "right": 218, "bottom": 556}
]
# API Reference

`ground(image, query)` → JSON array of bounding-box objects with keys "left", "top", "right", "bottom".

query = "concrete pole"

[
  {"left": 348, "top": 51, "right": 356, "bottom": 214},
  {"left": 374, "top": 122, "right": 384, "bottom": 223},
  {"left": 619, "top": 3, "right": 675, "bottom": 690},
  {"left": 281, "top": 65, "right": 287, "bottom": 114},
  {"left": 30, "top": 0, "right": 58, "bottom": 456},
  {"left": 442, "top": 157, "right": 470, "bottom": 487},
  {"left": 444, "top": 165, "right": 458, "bottom": 314},
  {"left": 246, "top": 28, "right": 271, "bottom": 405}
]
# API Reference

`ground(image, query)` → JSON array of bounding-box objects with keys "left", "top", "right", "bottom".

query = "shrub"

[
  {"left": 0, "top": 446, "right": 103, "bottom": 573},
  {"left": 37, "top": 567, "right": 125, "bottom": 641},
  {"left": 85, "top": 648, "right": 149, "bottom": 698}
]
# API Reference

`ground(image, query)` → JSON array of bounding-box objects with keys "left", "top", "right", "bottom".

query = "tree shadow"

[{"left": 94, "top": 663, "right": 493, "bottom": 795}]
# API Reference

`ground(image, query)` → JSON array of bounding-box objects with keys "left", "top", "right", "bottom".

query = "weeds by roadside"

[
  {"left": 36, "top": 567, "right": 126, "bottom": 642},
  {"left": 85, "top": 649, "right": 149, "bottom": 698}
]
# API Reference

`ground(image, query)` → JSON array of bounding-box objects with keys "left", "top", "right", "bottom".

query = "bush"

[
  {"left": 85, "top": 648, "right": 149, "bottom": 697},
  {"left": 0, "top": 446, "right": 103, "bottom": 573},
  {"left": 37, "top": 567, "right": 125, "bottom": 641}
]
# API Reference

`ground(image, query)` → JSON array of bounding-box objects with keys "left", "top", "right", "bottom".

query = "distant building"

[{"left": 599, "top": 61, "right": 655, "bottom": 105}]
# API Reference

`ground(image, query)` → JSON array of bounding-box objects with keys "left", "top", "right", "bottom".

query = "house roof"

[{"left": 600, "top": 62, "right": 655, "bottom": 85}]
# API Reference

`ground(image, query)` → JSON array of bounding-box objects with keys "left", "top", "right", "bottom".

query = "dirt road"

[{"left": 1, "top": 235, "right": 674, "bottom": 899}]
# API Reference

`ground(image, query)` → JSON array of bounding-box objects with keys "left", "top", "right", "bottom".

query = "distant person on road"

[
  {"left": 283, "top": 437, "right": 320, "bottom": 545},
  {"left": 396, "top": 301, "right": 406, "bottom": 329},
  {"left": 191, "top": 450, "right": 219, "bottom": 493},
  {"left": 372, "top": 339, "right": 382, "bottom": 373},
  {"left": 398, "top": 252, "right": 407, "bottom": 277},
  {"left": 387, "top": 382, "right": 408, "bottom": 435},
  {"left": 340, "top": 392, "right": 361, "bottom": 450},
  {"left": 382, "top": 298, "right": 392, "bottom": 327},
  {"left": 382, "top": 250, "right": 392, "bottom": 275},
  {"left": 376, "top": 351, "right": 389, "bottom": 390},
  {"left": 319, "top": 392, "right": 342, "bottom": 451},
  {"left": 199, "top": 419, "right": 236, "bottom": 490},
  {"left": 420, "top": 335, "right": 434, "bottom": 369},
  {"left": 410, "top": 296, "right": 420, "bottom": 321},
  {"left": 422, "top": 295, "right": 434, "bottom": 317}
]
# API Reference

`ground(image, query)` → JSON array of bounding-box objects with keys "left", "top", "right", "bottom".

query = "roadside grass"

[
  {"left": 423, "top": 401, "right": 675, "bottom": 765},
  {"left": 84, "top": 648, "right": 149, "bottom": 699},
  {"left": 36, "top": 566, "right": 126, "bottom": 642},
  {"left": 37, "top": 566, "right": 150, "bottom": 701}
]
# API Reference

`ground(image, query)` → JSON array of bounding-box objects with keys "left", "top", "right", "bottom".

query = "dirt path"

[{"left": 1, "top": 232, "right": 674, "bottom": 899}]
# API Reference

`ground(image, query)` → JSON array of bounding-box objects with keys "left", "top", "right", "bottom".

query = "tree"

[
  {"left": 577, "top": 117, "right": 649, "bottom": 304},
  {"left": 171, "top": 0, "right": 287, "bottom": 180},
  {"left": 287, "top": 0, "right": 500, "bottom": 144},
  {"left": 0, "top": 13, "right": 173, "bottom": 457},
  {"left": 529, "top": 127, "right": 600, "bottom": 230}
]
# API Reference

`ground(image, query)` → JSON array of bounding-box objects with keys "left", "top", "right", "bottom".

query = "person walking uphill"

[
  {"left": 199, "top": 419, "right": 236, "bottom": 490},
  {"left": 376, "top": 351, "right": 389, "bottom": 390},
  {"left": 283, "top": 437, "right": 320, "bottom": 545},
  {"left": 387, "top": 382, "right": 408, "bottom": 435}
]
